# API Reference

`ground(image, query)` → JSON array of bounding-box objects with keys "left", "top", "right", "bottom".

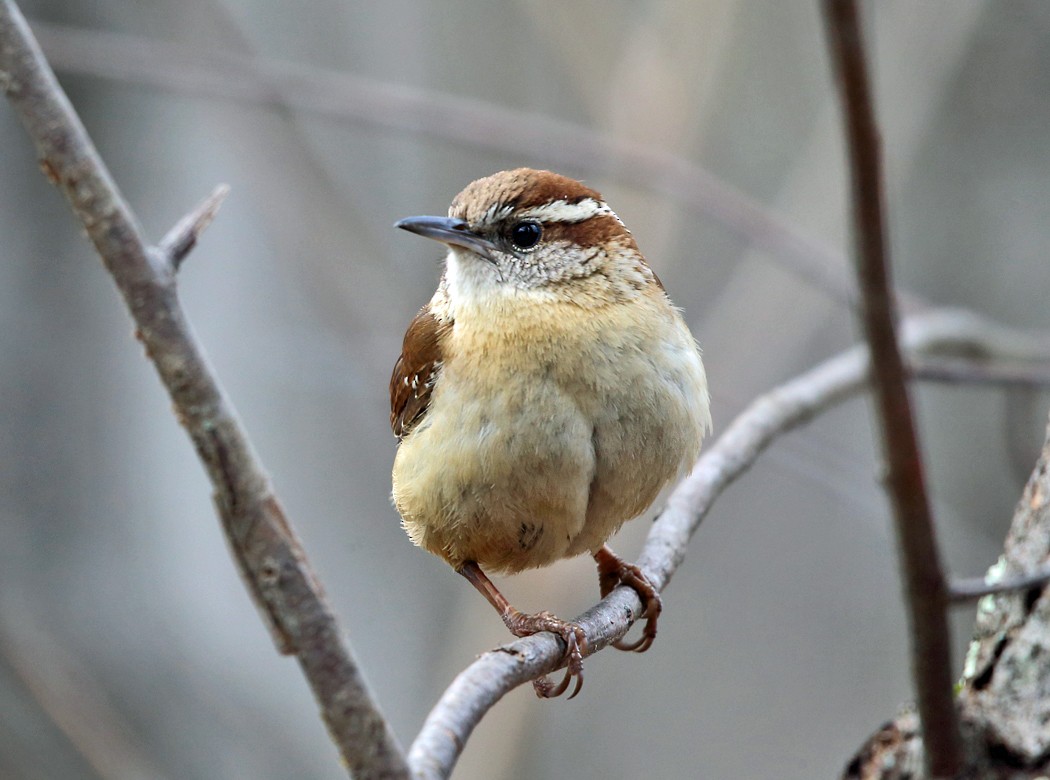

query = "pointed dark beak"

[{"left": 395, "top": 215, "right": 500, "bottom": 263}]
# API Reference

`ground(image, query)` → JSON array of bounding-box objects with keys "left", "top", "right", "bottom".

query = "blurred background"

[{"left": 2, "top": 1, "right": 1049, "bottom": 777}]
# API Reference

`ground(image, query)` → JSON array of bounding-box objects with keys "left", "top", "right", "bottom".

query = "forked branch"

[
  {"left": 0, "top": 3, "right": 408, "bottom": 778},
  {"left": 158, "top": 183, "right": 230, "bottom": 268}
]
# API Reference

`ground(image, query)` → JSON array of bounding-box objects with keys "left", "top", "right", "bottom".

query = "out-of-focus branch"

[
  {"left": 908, "top": 316, "right": 1050, "bottom": 387},
  {"left": 0, "top": 4, "right": 408, "bottom": 778},
  {"left": 0, "top": 599, "right": 174, "bottom": 780},
  {"left": 821, "top": 2, "right": 963, "bottom": 775},
  {"left": 911, "top": 355, "right": 1050, "bottom": 387},
  {"left": 950, "top": 564, "right": 1050, "bottom": 603},
  {"left": 409, "top": 309, "right": 1034, "bottom": 779},
  {"left": 27, "top": 20, "right": 864, "bottom": 309}
]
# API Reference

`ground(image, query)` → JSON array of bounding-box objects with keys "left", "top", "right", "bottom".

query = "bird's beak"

[{"left": 395, "top": 216, "right": 500, "bottom": 263}]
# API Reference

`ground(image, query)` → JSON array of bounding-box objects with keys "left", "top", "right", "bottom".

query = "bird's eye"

[{"left": 509, "top": 221, "right": 542, "bottom": 250}]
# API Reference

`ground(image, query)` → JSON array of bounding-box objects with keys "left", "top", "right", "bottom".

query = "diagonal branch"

[
  {"left": 0, "top": 3, "right": 408, "bottom": 778},
  {"left": 409, "top": 309, "right": 1033, "bottom": 779},
  {"left": 821, "top": 1, "right": 963, "bottom": 775}
]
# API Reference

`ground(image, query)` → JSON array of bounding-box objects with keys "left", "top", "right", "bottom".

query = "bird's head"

[{"left": 396, "top": 168, "right": 659, "bottom": 306}]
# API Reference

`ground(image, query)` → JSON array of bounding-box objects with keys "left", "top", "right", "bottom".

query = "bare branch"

[
  {"left": 158, "top": 183, "right": 230, "bottom": 269},
  {"left": 27, "top": 21, "right": 865, "bottom": 309},
  {"left": 907, "top": 317, "right": 1050, "bottom": 387},
  {"left": 910, "top": 355, "right": 1050, "bottom": 388},
  {"left": 409, "top": 310, "right": 1017, "bottom": 779},
  {"left": 0, "top": 4, "right": 408, "bottom": 777},
  {"left": 821, "top": 1, "right": 963, "bottom": 774}
]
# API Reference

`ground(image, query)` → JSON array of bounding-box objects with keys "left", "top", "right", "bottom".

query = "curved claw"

[
  {"left": 533, "top": 623, "right": 585, "bottom": 699},
  {"left": 612, "top": 632, "right": 653, "bottom": 653},
  {"left": 594, "top": 546, "right": 663, "bottom": 653},
  {"left": 533, "top": 655, "right": 583, "bottom": 700}
]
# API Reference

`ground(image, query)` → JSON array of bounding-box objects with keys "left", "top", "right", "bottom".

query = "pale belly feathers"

[{"left": 391, "top": 296, "right": 709, "bottom": 573}]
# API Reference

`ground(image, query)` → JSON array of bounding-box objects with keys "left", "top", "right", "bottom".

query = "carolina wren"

[{"left": 390, "top": 168, "right": 710, "bottom": 698}]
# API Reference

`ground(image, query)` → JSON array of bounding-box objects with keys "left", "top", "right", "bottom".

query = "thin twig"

[
  {"left": 409, "top": 310, "right": 1017, "bottom": 779},
  {"left": 821, "top": 1, "right": 963, "bottom": 775},
  {"left": 0, "top": 4, "right": 408, "bottom": 777},
  {"left": 27, "top": 21, "right": 866, "bottom": 309},
  {"left": 910, "top": 355, "right": 1050, "bottom": 388},
  {"left": 950, "top": 564, "right": 1050, "bottom": 603},
  {"left": 158, "top": 183, "right": 230, "bottom": 268}
]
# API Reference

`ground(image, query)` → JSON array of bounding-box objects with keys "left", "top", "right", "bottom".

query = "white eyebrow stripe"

[
  {"left": 517, "top": 198, "right": 624, "bottom": 225},
  {"left": 478, "top": 202, "right": 515, "bottom": 225}
]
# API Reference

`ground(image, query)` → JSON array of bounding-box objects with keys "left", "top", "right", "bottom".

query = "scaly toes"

[
  {"left": 531, "top": 620, "right": 586, "bottom": 699},
  {"left": 502, "top": 609, "right": 588, "bottom": 699},
  {"left": 595, "top": 549, "right": 663, "bottom": 653}
]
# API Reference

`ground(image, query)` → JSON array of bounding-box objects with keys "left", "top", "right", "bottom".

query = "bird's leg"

[
  {"left": 457, "top": 561, "right": 586, "bottom": 699},
  {"left": 593, "top": 545, "right": 662, "bottom": 653}
]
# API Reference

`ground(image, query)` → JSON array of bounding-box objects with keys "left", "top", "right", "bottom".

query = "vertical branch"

[
  {"left": 0, "top": 3, "right": 408, "bottom": 777},
  {"left": 820, "top": 1, "right": 963, "bottom": 776}
]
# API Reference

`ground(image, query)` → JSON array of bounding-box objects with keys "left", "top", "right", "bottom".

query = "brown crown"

[{"left": 449, "top": 168, "right": 603, "bottom": 224}]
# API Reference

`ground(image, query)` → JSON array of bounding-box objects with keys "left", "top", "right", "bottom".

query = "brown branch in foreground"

[
  {"left": 821, "top": 1, "right": 963, "bottom": 775},
  {"left": 408, "top": 310, "right": 1031, "bottom": 779},
  {"left": 0, "top": 4, "right": 408, "bottom": 778}
]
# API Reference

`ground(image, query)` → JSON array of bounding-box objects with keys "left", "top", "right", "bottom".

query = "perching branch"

[
  {"left": 0, "top": 4, "right": 408, "bottom": 778},
  {"left": 821, "top": 1, "right": 963, "bottom": 775},
  {"left": 409, "top": 309, "right": 1043, "bottom": 779}
]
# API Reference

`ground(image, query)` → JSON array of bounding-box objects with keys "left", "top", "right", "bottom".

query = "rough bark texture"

[
  {"left": 844, "top": 414, "right": 1050, "bottom": 778},
  {"left": 0, "top": 3, "right": 408, "bottom": 777},
  {"left": 958, "top": 422, "right": 1050, "bottom": 766}
]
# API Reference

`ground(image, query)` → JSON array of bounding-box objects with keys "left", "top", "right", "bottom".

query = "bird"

[{"left": 390, "top": 168, "right": 710, "bottom": 698}]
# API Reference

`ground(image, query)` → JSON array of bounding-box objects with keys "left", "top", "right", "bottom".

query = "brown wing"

[{"left": 390, "top": 305, "right": 451, "bottom": 439}]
